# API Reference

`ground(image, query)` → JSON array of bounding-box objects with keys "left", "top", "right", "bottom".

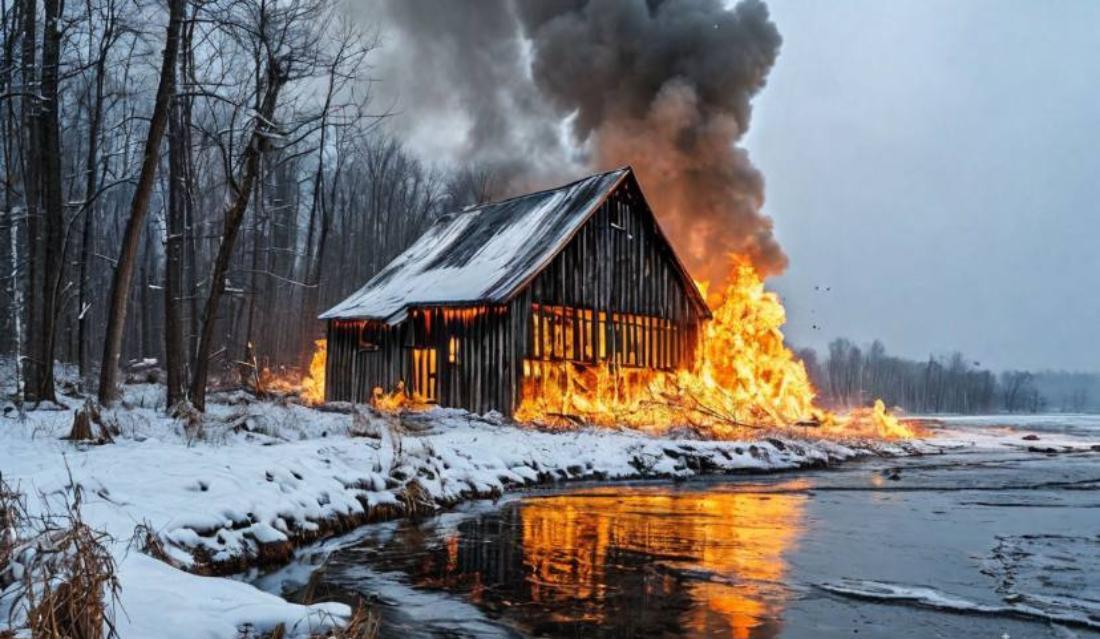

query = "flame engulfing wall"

[
  {"left": 370, "top": 0, "right": 786, "bottom": 281},
  {"left": 516, "top": 258, "right": 915, "bottom": 439}
]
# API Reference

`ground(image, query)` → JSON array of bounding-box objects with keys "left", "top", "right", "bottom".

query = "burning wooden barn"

[{"left": 320, "top": 167, "right": 710, "bottom": 416}]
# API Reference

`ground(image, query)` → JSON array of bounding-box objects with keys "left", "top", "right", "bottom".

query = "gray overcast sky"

[
  {"left": 744, "top": 0, "right": 1100, "bottom": 372},
  {"left": 370, "top": 0, "right": 1100, "bottom": 373}
]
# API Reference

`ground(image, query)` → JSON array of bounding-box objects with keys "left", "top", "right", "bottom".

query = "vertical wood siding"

[{"left": 324, "top": 177, "right": 708, "bottom": 415}]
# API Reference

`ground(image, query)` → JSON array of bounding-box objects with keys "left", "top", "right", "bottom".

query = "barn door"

[{"left": 412, "top": 348, "right": 438, "bottom": 402}]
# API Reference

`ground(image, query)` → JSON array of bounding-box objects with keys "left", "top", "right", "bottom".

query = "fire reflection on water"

[{"left": 387, "top": 481, "right": 808, "bottom": 638}]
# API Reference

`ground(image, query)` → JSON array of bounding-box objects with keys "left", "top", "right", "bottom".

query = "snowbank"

[{"left": 0, "top": 386, "right": 928, "bottom": 638}]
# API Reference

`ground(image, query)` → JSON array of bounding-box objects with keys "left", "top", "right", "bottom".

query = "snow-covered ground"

[
  {"left": 929, "top": 413, "right": 1100, "bottom": 439},
  {"left": 1, "top": 383, "right": 1096, "bottom": 638},
  {"left": 917, "top": 413, "right": 1100, "bottom": 452}
]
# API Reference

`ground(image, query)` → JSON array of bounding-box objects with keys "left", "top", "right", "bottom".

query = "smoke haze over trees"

[{"left": 0, "top": 0, "right": 475, "bottom": 408}]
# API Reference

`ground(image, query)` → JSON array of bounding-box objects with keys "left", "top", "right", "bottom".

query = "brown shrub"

[
  {"left": 1, "top": 476, "right": 120, "bottom": 639},
  {"left": 130, "top": 521, "right": 170, "bottom": 564},
  {"left": 330, "top": 603, "right": 380, "bottom": 639}
]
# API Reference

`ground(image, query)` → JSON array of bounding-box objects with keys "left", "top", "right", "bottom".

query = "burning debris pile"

[
  {"left": 516, "top": 257, "right": 913, "bottom": 440},
  {"left": 258, "top": 339, "right": 326, "bottom": 405}
]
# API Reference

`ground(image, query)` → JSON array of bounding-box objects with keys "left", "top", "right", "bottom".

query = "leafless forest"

[
  {"left": 800, "top": 339, "right": 1100, "bottom": 414},
  {"left": 0, "top": 0, "right": 493, "bottom": 409},
  {"left": 0, "top": 0, "right": 1093, "bottom": 416}
]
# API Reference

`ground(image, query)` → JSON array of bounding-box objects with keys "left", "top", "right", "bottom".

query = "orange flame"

[
  {"left": 294, "top": 258, "right": 912, "bottom": 439},
  {"left": 298, "top": 339, "right": 326, "bottom": 405},
  {"left": 517, "top": 257, "right": 915, "bottom": 440},
  {"left": 370, "top": 381, "right": 433, "bottom": 412}
]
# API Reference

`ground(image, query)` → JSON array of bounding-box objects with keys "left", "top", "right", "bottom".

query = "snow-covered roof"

[
  {"left": 322, "top": 166, "right": 709, "bottom": 323},
  {"left": 321, "top": 168, "right": 631, "bottom": 322}
]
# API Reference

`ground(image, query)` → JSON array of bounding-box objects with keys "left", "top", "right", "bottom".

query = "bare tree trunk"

[
  {"left": 1, "top": 0, "right": 23, "bottom": 410},
  {"left": 163, "top": 6, "right": 191, "bottom": 407},
  {"left": 34, "top": 0, "right": 64, "bottom": 403},
  {"left": 243, "top": 169, "right": 262, "bottom": 362},
  {"left": 180, "top": 11, "right": 198, "bottom": 373},
  {"left": 19, "top": 0, "right": 43, "bottom": 401},
  {"left": 189, "top": 59, "right": 286, "bottom": 411},
  {"left": 77, "top": 0, "right": 115, "bottom": 387},
  {"left": 298, "top": 57, "right": 338, "bottom": 368},
  {"left": 96, "top": 0, "right": 183, "bottom": 404}
]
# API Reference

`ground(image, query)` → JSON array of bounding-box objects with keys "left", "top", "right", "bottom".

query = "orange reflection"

[{"left": 519, "top": 481, "right": 807, "bottom": 637}]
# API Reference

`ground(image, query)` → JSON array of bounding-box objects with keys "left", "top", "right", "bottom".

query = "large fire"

[
  {"left": 290, "top": 258, "right": 913, "bottom": 439},
  {"left": 516, "top": 257, "right": 914, "bottom": 440}
]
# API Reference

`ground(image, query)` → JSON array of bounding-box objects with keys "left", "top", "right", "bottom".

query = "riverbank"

[
  {"left": 0, "top": 387, "right": 1085, "bottom": 638},
  {"left": 284, "top": 429, "right": 1100, "bottom": 639}
]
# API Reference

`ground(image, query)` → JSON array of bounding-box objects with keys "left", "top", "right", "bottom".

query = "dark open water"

[{"left": 256, "top": 421, "right": 1100, "bottom": 638}]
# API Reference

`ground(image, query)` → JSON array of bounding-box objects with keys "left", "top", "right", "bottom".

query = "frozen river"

[{"left": 258, "top": 416, "right": 1100, "bottom": 638}]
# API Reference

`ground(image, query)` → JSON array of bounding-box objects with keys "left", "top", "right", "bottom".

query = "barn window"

[
  {"left": 358, "top": 323, "right": 380, "bottom": 351},
  {"left": 448, "top": 336, "right": 460, "bottom": 364}
]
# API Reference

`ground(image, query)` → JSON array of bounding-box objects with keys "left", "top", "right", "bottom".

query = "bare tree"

[
  {"left": 97, "top": 0, "right": 185, "bottom": 403},
  {"left": 19, "top": 0, "right": 42, "bottom": 401},
  {"left": 163, "top": 0, "right": 194, "bottom": 408},
  {"left": 0, "top": 0, "right": 449, "bottom": 405},
  {"left": 189, "top": 53, "right": 289, "bottom": 410},
  {"left": 1000, "top": 370, "right": 1034, "bottom": 413},
  {"left": 29, "top": 0, "right": 64, "bottom": 403},
  {"left": 808, "top": 338, "right": 998, "bottom": 414},
  {"left": 76, "top": 0, "right": 121, "bottom": 386}
]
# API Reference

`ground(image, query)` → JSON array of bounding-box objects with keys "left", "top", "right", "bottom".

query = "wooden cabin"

[{"left": 320, "top": 167, "right": 710, "bottom": 415}]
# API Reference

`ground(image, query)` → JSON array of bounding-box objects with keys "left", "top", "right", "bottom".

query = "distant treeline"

[{"left": 797, "top": 339, "right": 1100, "bottom": 415}]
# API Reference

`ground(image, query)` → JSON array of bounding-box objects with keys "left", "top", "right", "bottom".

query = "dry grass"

[
  {"left": 397, "top": 479, "right": 436, "bottom": 520},
  {"left": 0, "top": 474, "right": 120, "bottom": 639},
  {"left": 172, "top": 400, "right": 205, "bottom": 443},
  {"left": 265, "top": 571, "right": 380, "bottom": 639},
  {"left": 0, "top": 476, "right": 23, "bottom": 590},
  {"left": 130, "top": 521, "right": 170, "bottom": 564},
  {"left": 266, "top": 602, "right": 380, "bottom": 639},
  {"left": 328, "top": 603, "right": 380, "bottom": 639}
]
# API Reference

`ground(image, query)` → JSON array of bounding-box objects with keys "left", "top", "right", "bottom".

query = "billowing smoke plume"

[
  {"left": 368, "top": 0, "right": 785, "bottom": 281},
  {"left": 360, "top": 0, "right": 579, "bottom": 192}
]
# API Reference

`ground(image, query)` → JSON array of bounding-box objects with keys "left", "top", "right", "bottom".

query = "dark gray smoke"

[
  {"left": 369, "top": 0, "right": 785, "bottom": 281},
  {"left": 361, "top": 0, "right": 578, "bottom": 191}
]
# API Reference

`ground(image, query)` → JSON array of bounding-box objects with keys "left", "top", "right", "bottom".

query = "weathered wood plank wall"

[{"left": 324, "top": 178, "right": 708, "bottom": 415}]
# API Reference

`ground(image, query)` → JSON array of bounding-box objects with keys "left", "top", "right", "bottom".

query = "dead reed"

[{"left": 0, "top": 474, "right": 120, "bottom": 639}]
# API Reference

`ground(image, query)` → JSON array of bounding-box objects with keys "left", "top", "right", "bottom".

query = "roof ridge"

[
  {"left": 319, "top": 166, "right": 643, "bottom": 321},
  {"left": 458, "top": 166, "right": 631, "bottom": 214}
]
